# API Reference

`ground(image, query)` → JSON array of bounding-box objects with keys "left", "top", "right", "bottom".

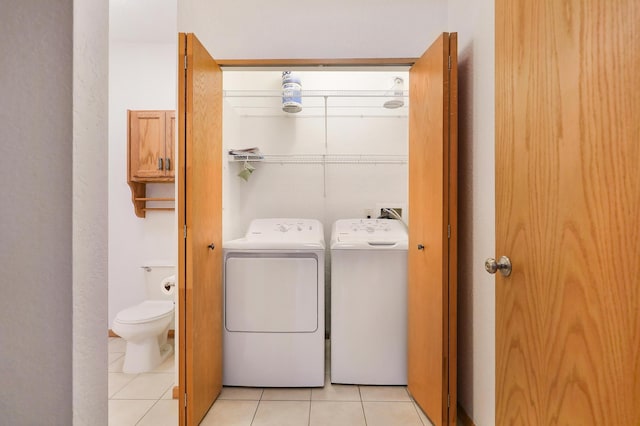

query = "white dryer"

[
  {"left": 223, "top": 218, "right": 325, "bottom": 387},
  {"left": 331, "top": 218, "right": 408, "bottom": 385}
]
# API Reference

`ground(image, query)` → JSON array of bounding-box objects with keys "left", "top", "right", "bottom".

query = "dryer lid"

[{"left": 116, "top": 300, "right": 174, "bottom": 324}]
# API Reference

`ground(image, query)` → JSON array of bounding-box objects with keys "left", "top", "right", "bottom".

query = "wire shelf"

[{"left": 228, "top": 154, "right": 407, "bottom": 165}]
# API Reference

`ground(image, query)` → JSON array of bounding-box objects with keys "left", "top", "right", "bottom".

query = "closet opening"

[{"left": 220, "top": 67, "right": 410, "bottom": 337}]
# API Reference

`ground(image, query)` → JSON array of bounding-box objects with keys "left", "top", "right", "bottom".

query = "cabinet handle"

[
  {"left": 165, "top": 158, "right": 171, "bottom": 171},
  {"left": 158, "top": 158, "right": 164, "bottom": 170}
]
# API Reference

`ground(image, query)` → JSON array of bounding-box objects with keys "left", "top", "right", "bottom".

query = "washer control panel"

[
  {"left": 333, "top": 219, "right": 407, "bottom": 244},
  {"left": 346, "top": 219, "right": 393, "bottom": 234}
]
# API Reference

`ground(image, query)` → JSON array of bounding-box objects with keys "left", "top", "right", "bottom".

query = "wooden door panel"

[
  {"left": 496, "top": 0, "right": 640, "bottom": 424},
  {"left": 408, "top": 32, "right": 457, "bottom": 426},
  {"left": 178, "top": 32, "right": 223, "bottom": 426},
  {"left": 129, "top": 110, "right": 166, "bottom": 179},
  {"left": 166, "top": 111, "right": 175, "bottom": 178}
]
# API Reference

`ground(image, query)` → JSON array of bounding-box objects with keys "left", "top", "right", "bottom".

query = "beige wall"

[
  {"left": 73, "top": 0, "right": 109, "bottom": 423},
  {"left": 0, "top": 1, "right": 108, "bottom": 424},
  {"left": 2, "top": 1, "right": 71, "bottom": 423}
]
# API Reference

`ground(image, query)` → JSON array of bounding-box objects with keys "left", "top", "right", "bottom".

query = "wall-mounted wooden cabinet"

[
  {"left": 128, "top": 110, "right": 175, "bottom": 181},
  {"left": 127, "top": 110, "right": 175, "bottom": 218}
]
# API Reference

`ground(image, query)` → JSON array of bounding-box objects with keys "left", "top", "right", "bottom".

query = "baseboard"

[
  {"left": 457, "top": 404, "right": 475, "bottom": 426},
  {"left": 109, "top": 329, "right": 175, "bottom": 338},
  {"left": 172, "top": 386, "right": 179, "bottom": 399}
]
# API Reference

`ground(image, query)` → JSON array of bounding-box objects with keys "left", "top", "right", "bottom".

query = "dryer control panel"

[{"left": 245, "top": 218, "right": 324, "bottom": 244}]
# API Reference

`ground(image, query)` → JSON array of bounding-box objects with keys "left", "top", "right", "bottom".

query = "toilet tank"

[{"left": 143, "top": 264, "right": 176, "bottom": 301}]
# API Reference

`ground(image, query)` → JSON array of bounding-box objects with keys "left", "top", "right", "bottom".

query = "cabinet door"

[
  {"left": 129, "top": 110, "right": 167, "bottom": 180},
  {"left": 165, "top": 111, "right": 175, "bottom": 178}
]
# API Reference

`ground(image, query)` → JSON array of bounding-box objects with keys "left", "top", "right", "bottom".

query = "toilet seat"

[{"left": 115, "top": 300, "right": 174, "bottom": 324}]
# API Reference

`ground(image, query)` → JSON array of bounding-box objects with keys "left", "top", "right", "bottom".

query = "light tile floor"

[
  {"left": 108, "top": 337, "right": 178, "bottom": 426},
  {"left": 108, "top": 337, "right": 436, "bottom": 426}
]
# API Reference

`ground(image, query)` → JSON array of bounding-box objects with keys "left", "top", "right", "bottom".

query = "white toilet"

[{"left": 113, "top": 265, "right": 176, "bottom": 374}]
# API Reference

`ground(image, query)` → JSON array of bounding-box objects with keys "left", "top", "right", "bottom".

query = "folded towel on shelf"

[{"left": 228, "top": 147, "right": 263, "bottom": 160}]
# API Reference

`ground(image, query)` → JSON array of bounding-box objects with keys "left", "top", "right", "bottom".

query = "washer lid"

[
  {"left": 115, "top": 300, "right": 174, "bottom": 324},
  {"left": 224, "top": 218, "right": 325, "bottom": 250},
  {"left": 331, "top": 219, "right": 408, "bottom": 249}
]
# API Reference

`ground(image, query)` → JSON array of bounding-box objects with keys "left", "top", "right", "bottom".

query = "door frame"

[{"left": 178, "top": 49, "right": 458, "bottom": 424}]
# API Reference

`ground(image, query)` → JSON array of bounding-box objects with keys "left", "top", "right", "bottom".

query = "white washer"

[
  {"left": 331, "top": 218, "right": 408, "bottom": 385},
  {"left": 223, "top": 218, "right": 325, "bottom": 387}
]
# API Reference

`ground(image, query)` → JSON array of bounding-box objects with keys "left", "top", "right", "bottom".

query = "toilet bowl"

[
  {"left": 113, "top": 267, "right": 176, "bottom": 374},
  {"left": 113, "top": 300, "right": 175, "bottom": 373}
]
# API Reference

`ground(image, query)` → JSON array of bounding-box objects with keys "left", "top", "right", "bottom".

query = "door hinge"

[
  {"left": 447, "top": 224, "right": 451, "bottom": 239},
  {"left": 183, "top": 225, "right": 187, "bottom": 239},
  {"left": 184, "top": 393, "right": 187, "bottom": 407},
  {"left": 184, "top": 55, "right": 187, "bottom": 70},
  {"left": 448, "top": 55, "right": 451, "bottom": 70},
  {"left": 447, "top": 394, "right": 450, "bottom": 407}
]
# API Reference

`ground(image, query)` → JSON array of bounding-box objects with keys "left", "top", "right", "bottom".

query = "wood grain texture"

[
  {"left": 166, "top": 111, "right": 175, "bottom": 178},
  {"left": 178, "top": 33, "right": 224, "bottom": 426},
  {"left": 496, "top": 0, "right": 640, "bottom": 424},
  {"left": 216, "top": 57, "right": 418, "bottom": 67},
  {"left": 446, "top": 33, "right": 458, "bottom": 426},
  {"left": 126, "top": 181, "right": 146, "bottom": 218},
  {"left": 127, "top": 110, "right": 175, "bottom": 217},
  {"left": 128, "top": 110, "right": 166, "bottom": 180},
  {"left": 178, "top": 33, "right": 186, "bottom": 426},
  {"left": 408, "top": 32, "right": 457, "bottom": 426}
]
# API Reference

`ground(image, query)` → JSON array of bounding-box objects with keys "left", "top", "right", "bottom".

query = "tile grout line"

[
  {"left": 109, "top": 373, "right": 139, "bottom": 399},
  {"left": 249, "top": 394, "right": 261, "bottom": 426},
  {"left": 108, "top": 337, "right": 179, "bottom": 425},
  {"left": 411, "top": 401, "right": 427, "bottom": 426},
  {"left": 134, "top": 398, "right": 161, "bottom": 426},
  {"left": 358, "top": 385, "right": 369, "bottom": 426}
]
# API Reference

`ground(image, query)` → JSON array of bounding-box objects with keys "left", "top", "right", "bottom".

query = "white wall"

[
  {"left": 0, "top": 0, "right": 108, "bottom": 424},
  {"left": 449, "top": 1, "right": 496, "bottom": 425},
  {"left": 222, "top": 71, "right": 409, "bottom": 243},
  {"left": 178, "top": 0, "right": 448, "bottom": 59},
  {"left": 108, "top": 41, "right": 178, "bottom": 327},
  {"left": 223, "top": 71, "right": 409, "bottom": 336}
]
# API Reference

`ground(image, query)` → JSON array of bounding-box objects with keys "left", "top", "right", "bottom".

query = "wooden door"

[
  {"left": 178, "top": 33, "right": 223, "bottom": 426},
  {"left": 495, "top": 1, "right": 640, "bottom": 424},
  {"left": 408, "top": 32, "right": 458, "bottom": 426}
]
